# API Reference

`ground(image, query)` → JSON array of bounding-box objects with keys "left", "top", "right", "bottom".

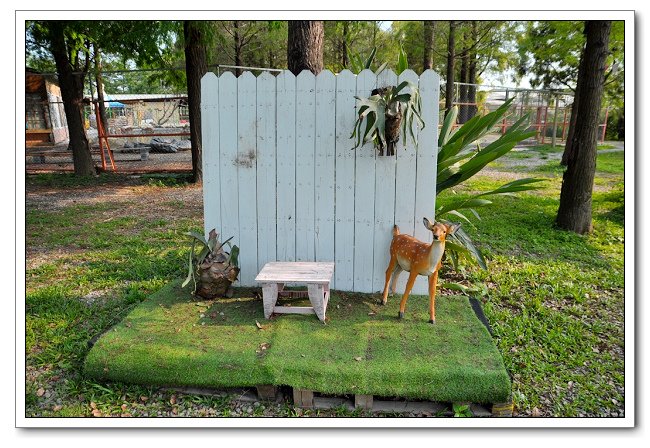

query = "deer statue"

[{"left": 381, "top": 218, "right": 459, "bottom": 324}]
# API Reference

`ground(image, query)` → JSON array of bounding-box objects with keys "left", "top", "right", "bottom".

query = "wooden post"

[
  {"left": 561, "top": 107, "right": 568, "bottom": 141},
  {"left": 491, "top": 402, "right": 514, "bottom": 417},
  {"left": 307, "top": 283, "right": 326, "bottom": 322},
  {"left": 541, "top": 105, "right": 549, "bottom": 144},
  {"left": 292, "top": 388, "right": 314, "bottom": 408},
  {"left": 355, "top": 394, "right": 373, "bottom": 410},
  {"left": 256, "top": 385, "right": 278, "bottom": 401},
  {"left": 262, "top": 283, "right": 279, "bottom": 319},
  {"left": 551, "top": 94, "right": 560, "bottom": 148}
]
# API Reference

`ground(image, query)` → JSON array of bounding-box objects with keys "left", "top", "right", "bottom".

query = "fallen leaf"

[
  {"left": 255, "top": 321, "right": 263, "bottom": 330},
  {"left": 140, "top": 396, "right": 148, "bottom": 402},
  {"left": 301, "top": 354, "right": 306, "bottom": 358},
  {"left": 354, "top": 356, "right": 363, "bottom": 362},
  {"left": 92, "top": 409, "right": 102, "bottom": 417},
  {"left": 90, "top": 401, "right": 97, "bottom": 409},
  {"left": 36, "top": 388, "right": 45, "bottom": 397},
  {"left": 199, "top": 313, "right": 205, "bottom": 318},
  {"left": 170, "top": 395, "right": 177, "bottom": 405},
  {"left": 532, "top": 407, "right": 541, "bottom": 417},
  {"left": 53, "top": 405, "right": 63, "bottom": 412},
  {"left": 121, "top": 413, "right": 132, "bottom": 417},
  {"left": 368, "top": 312, "right": 376, "bottom": 316},
  {"left": 121, "top": 404, "right": 128, "bottom": 411}
]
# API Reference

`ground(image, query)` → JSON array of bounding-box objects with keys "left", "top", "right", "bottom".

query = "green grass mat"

[{"left": 84, "top": 281, "right": 511, "bottom": 404}]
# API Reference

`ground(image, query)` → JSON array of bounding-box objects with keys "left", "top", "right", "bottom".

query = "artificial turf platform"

[{"left": 84, "top": 281, "right": 511, "bottom": 404}]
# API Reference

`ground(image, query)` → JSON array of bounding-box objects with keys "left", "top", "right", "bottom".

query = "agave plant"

[
  {"left": 434, "top": 98, "right": 543, "bottom": 271},
  {"left": 182, "top": 229, "right": 240, "bottom": 299}
]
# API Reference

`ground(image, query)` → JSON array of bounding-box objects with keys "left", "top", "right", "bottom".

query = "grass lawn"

[
  {"left": 25, "top": 147, "right": 624, "bottom": 418},
  {"left": 84, "top": 281, "right": 510, "bottom": 404}
]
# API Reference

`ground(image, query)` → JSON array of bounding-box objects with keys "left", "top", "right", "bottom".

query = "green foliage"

[
  {"left": 453, "top": 403, "right": 473, "bottom": 417},
  {"left": 435, "top": 98, "right": 541, "bottom": 269},
  {"left": 350, "top": 81, "right": 424, "bottom": 153},
  {"left": 85, "top": 283, "right": 511, "bottom": 403},
  {"left": 517, "top": 21, "right": 624, "bottom": 108},
  {"left": 182, "top": 229, "right": 239, "bottom": 293}
]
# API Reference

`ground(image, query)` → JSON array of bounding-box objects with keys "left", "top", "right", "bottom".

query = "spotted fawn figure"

[{"left": 381, "top": 217, "right": 459, "bottom": 324}]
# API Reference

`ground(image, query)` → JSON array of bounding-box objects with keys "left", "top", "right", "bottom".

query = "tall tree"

[
  {"left": 93, "top": 45, "right": 109, "bottom": 135},
  {"left": 287, "top": 21, "right": 324, "bottom": 75},
  {"left": 27, "top": 20, "right": 177, "bottom": 175},
  {"left": 423, "top": 21, "right": 435, "bottom": 70},
  {"left": 458, "top": 25, "right": 470, "bottom": 123},
  {"left": 184, "top": 21, "right": 208, "bottom": 183},
  {"left": 467, "top": 21, "right": 479, "bottom": 119},
  {"left": 444, "top": 20, "right": 456, "bottom": 113},
  {"left": 556, "top": 21, "right": 611, "bottom": 234},
  {"left": 45, "top": 21, "right": 95, "bottom": 176}
]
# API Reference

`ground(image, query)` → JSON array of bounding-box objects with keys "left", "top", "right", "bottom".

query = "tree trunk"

[
  {"left": 467, "top": 21, "right": 478, "bottom": 120},
  {"left": 93, "top": 46, "right": 109, "bottom": 135},
  {"left": 287, "top": 21, "right": 324, "bottom": 75},
  {"left": 48, "top": 21, "right": 95, "bottom": 176},
  {"left": 341, "top": 21, "right": 349, "bottom": 68},
  {"left": 561, "top": 48, "right": 585, "bottom": 166},
  {"left": 423, "top": 21, "right": 435, "bottom": 70},
  {"left": 184, "top": 20, "right": 208, "bottom": 184},
  {"left": 233, "top": 21, "right": 242, "bottom": 77},
  {"left": 556, "top": 21, "right": 611, "bottom": 235},
  {"left": 458, "top": 28, "right": 469, "bottom": 123},
  {"left": 445, "top": 21, "right": 456, "bottom": 114}
]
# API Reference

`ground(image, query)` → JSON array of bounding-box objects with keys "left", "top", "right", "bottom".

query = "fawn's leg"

[
  {"left": 381, "top": 256, "right": 397, "bottom": 305},
  {"left": 428, "top": 270, "right": 439, "bottom": 324},
  {"left": 398, "top": 271, "right": 419, "bottom": 318},
  {"left": 390, "top": 266, "right": 403, "bottom": 295}
]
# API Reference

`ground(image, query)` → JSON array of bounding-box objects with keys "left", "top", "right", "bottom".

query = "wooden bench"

[{"left": 255, "top": 262, "right": 335, "bottom": 323}]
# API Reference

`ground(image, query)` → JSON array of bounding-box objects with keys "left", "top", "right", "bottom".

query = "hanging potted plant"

[{"left": 350, "top": 46, "right": 425, "bottom": 156}]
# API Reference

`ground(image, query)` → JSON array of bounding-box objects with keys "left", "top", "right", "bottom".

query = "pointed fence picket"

[{"left": 201, "top": 69, "right": 439, "bottom": 294}]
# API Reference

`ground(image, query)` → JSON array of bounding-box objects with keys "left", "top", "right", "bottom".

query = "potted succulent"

[{"left": 182, "top": 229, "right": 240, "bottom": 299}]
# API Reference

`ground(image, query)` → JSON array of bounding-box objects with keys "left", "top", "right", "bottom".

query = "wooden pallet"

[
  {"left": 291, "top": 388, "right": 513, "bottom": 417},
  {"left": 165, "top": 385, "right": 513, "bottom": 417}
]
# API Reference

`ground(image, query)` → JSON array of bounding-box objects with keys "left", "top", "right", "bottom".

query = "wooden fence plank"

[
  {"left": 353, "top": 69, "right": 377, "bottom": 292},
  {"left": 201, "top": 72, "right": 220, "bottom": 238},
  {"left": 295, "top": 71, "right": 316, "bottom": 262},
  {"left": 372, "top": 69, "right": 398, "bottom": 292},
  {"left": 333, "top": 70, "right": 356, "bottom": 290},
  {"left": 393, "top": 69, "right": 422, "bottom": 294},
  {"left": 256, "top": 72, "right": 277, "bottom": 271},
  {"left": 236, "top": 71, "right": 258, "bottom": 285},
  {"left": 202, "top": 69, "right": 440, "bottom": 290},
  {"left": 276, "top": 71, "right": 297, "bottom": 263},
  {"left": 412, "top": 69, "right": 439, "bottom": 295},
  {"left": 314, "top": 70, "right": 336, "bottom": 266},
  {"left": 217, "top": 72, "right": 239, "bottom": 262}
]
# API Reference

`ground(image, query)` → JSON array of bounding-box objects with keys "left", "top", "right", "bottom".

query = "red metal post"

[
  {"left": 541, "top": 106, "right": 549, "bottom": 144},
  {"left": 601, "top": 107, "right": 609, "bottom": 142}
]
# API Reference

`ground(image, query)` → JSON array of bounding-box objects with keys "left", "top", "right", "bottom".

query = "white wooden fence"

[{"left": 201, "top": 69, "right": 439, "bottom": 294}]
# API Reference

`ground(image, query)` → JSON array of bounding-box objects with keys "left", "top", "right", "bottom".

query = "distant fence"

[{"left": 201, "top": 69, "right": 440, "bottom": 294}]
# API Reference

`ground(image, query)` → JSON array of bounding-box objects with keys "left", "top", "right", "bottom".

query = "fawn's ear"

[
  {"left": 423, "top": 217, "right": 434, "bottom": 230},
  {"left": 445, "top": 223, "right": 461, "bottom": 235}
]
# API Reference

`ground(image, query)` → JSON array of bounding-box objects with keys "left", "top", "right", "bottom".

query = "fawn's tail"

[{"left": 393, "top": 225, "right": 400, "bottom": 236}]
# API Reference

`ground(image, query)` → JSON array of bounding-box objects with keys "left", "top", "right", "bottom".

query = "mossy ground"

[{"left": 84, "top": 281, "right": 511, "bottom": 404}]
